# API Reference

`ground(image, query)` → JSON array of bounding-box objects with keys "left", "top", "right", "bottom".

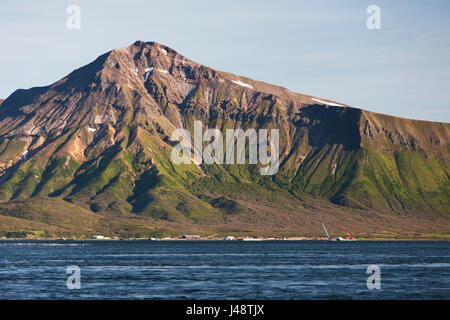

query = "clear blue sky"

[{"left": 1, "top": 0, "right": 449, "bottom": 122}]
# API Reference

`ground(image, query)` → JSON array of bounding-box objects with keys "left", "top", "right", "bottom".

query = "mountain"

[{"left": 0, "top": 41, "right": 448, "bottom": 239}]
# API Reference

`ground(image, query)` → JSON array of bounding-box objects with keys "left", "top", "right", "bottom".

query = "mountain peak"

[
  {"left": 131, "top": 40, "right": 167, "bottom": 50},
  {"left": 114, "top": 40, "right": 182, "bottom": 62}
]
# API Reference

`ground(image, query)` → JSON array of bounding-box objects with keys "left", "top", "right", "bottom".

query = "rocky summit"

[{"left": 0, "top": 41, "right": 448, "bottom": 239}]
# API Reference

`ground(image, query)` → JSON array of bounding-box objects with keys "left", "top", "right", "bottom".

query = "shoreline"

[{"left": 1, "top": 237, "right": 449, "bottom": 241}]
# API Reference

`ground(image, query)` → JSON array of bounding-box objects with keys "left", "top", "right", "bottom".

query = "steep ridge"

[{"left": 0, "top": 41, "right": 448, "bottom": 238}]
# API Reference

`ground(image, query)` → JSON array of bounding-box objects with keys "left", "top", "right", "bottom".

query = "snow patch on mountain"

[
  {"left": 144, "top": 67, "right": 153, "bottom": 80},
  {"left": 21, "top": 150, "right": 28, "bottom": 161},
  {"left": 232, "top": 80, "right": 253, "bottom": 89},
  {"left": 311, "top": 98, "right": 344, "bottom": 107}
]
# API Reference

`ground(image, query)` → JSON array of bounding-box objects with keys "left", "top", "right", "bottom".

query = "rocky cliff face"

[{"left": 0, "top": 41, "right": 448, "bottom": 238}]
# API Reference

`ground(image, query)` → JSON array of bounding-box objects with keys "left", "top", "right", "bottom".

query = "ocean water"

[{"left": 0, "top": 240, "right": 448, "bottom": 299}]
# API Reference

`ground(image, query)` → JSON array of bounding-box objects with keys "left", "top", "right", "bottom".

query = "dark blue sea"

[{"left": 0, "top": 240, "right": 448, "bottom": 299}]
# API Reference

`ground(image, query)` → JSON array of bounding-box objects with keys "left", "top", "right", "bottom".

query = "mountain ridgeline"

[{"left": 0, "top": 41, "right": 448, "bottom": 239}]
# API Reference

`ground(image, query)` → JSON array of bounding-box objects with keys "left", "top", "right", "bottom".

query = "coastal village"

[
  {"left": 0, "top": 223, "right": 356, "bottom": 241},
  {"left": 0, "top": 224, "right": 357, "bottom": 241},
  {"left": 1, "top": 233, "right": 354, "bottom": 242},
  {"left": 0, "top": 234, "right": 349, "bottom": 241},
  {"left": 0, "top": 224, "right": 356, "bottom": 241}
]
